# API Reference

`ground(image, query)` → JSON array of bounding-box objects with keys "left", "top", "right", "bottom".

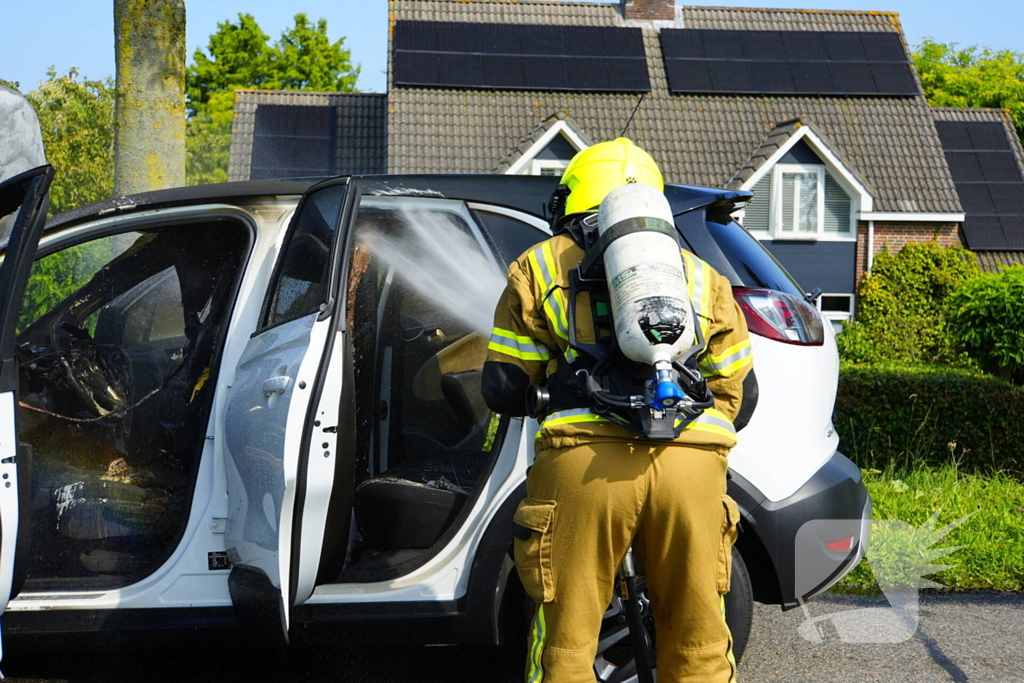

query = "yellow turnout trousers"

[{"left": 514, "top": 441, "right": 740, "bottom": 683}]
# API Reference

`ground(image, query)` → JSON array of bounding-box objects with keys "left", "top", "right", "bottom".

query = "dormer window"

[
  {"left": 503, "top": 118, "right": 589, "bottom": 177},
  {"left": 743, "top": 163, "right": 853, "bottom": 239},
  {"left": 777, "top": 164, "right": 824, "bottom": 235}
]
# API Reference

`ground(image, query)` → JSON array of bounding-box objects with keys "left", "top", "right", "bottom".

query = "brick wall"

[
  {"left": 854, "top": 221, "right": 962, "bottom": 285},
  {"left": 622, "top": 0, "right": 675, "bottom": 20}
]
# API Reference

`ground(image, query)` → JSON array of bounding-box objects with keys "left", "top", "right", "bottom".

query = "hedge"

[{"left": 835, "top": 363, "right": 1024, "bottom": 477}]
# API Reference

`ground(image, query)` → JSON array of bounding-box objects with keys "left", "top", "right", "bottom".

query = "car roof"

[{"left": 45, "top": 174, "right": 752, "bottom": 232}]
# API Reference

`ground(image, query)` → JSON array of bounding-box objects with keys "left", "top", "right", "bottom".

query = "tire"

[
  {"left": 594, "top": 547, "right": 755, "bottom": 682},
  {"left": 725, "top": 547, "right": 754, "bottom": 663}
]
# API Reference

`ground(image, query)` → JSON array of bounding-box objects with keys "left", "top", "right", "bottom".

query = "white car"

[{"left": 0, "top": 166, "right": 869, "bottom": 679}]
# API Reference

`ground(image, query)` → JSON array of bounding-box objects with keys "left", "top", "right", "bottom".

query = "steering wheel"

[{"left": 46, "top": 320, "right": 129, "bottom": 418}]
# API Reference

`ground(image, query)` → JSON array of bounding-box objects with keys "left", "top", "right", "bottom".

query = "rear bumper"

[{"left": 728, "top": 450, "right": 870, "bottom": 609}]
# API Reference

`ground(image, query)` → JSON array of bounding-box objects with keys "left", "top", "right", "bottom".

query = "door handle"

[{"left": 263, "top": 376, "right": 292, "bottom": 396}]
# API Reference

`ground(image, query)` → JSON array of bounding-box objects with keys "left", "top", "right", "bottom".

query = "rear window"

[{"left": 675, "top": 209, "right": 804, "bottom": 298}]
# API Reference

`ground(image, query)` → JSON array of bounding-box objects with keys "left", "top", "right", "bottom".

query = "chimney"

[{"left": 622, "top": 0, "right": 675, "bottom": 21}]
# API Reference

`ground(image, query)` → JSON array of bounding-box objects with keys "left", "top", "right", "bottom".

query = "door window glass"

[
  {"left": 472, "top": 209, "right": 548, "bottom": 267},
  {"left": 264, "top": 184, "right": 346, "bottom": 328},
  {"left": 17, "top": 221, "right": 247, "bottom": 588}
]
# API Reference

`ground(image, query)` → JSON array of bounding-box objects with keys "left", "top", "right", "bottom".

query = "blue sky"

[{"left": 1, "top": 0, "right": 1020, "bottom": 94}]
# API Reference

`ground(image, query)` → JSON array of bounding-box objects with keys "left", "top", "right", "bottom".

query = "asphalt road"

[{"left": 4, "top": 592, "right": 1022, "bottom": 682}]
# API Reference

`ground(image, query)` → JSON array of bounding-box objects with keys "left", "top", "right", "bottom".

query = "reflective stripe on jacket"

[{"left": 486, "top": 232, "right": 752, "bottom": 451}]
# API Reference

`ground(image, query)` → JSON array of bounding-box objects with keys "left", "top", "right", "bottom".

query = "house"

[{"left": 228, "top": 0, "right": 1024, "bottom": 327}]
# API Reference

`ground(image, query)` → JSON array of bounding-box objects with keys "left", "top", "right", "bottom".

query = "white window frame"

[
  {"left": 531, "top": 159, "right": 567, "bottom": 177},
  {"left": 771, "top": 163, "right": 826, "bottom": 239},
  {"left": 817, "top": 292, "right": 855, "bottom": 333}
]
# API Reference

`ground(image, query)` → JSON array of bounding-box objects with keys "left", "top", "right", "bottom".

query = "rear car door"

[
  {"left": 0, "top": 166, "right": 54, "bottom": 657},
  {"left": 223, "top": 179, "right": 354, "bottom": 638}
]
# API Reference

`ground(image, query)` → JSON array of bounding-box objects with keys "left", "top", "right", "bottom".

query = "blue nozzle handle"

[{"left": 654, "top": 377, "right": 685, "bottom": 411}]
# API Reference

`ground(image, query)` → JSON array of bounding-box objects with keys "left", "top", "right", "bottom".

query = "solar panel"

[
  {"left": 869, "top": 64, "right": 918, "bottom": 95},
  {"left": 520, "top": 56, "right": 567, "bottom": 90},
  {"left": 966, "top": 122, "right": 1008, "bottom": 150},
  {"left": 979, "top": 152, "right": 1024, "bottom": 182},
  {"left": 937, "top": 119, "right": 1024, "bottom": 250},
  {"left": 989, "top": 184, "right": 1024, "bottom": 214},
  {"left": 660, "top": 27, "right": 706, "bottom": 59},
  {"left": 782, "top": 31, "right": 827, "bottom": 61},
  {"left": 830, "top": 62, "right": 875, "bottom": 95},
  {"left": 935, "top": 122, "right": 971, "bottom": 149},
  {"left": 665, "top": 59, "right": 713, "bottom": 93},
  {"left": 251, "top": 105, "right": 336, "bottom": 180},
  {"left": 945, "top": 151, "right": 985, "bottom": 182},
  {"left": 749, "top": 61, "right": 794, "bottom": 93},
  {"left": 1001, "top": 217, "right": 1024, "bottom": 248},
  {"left": 704, "top": 30, "right": 746, "bottom": 60},
  {"left": 791, "top": 62, "right": 835, "bottom": 94},
  {"left": 957, "top": 184, "right": 996, "bottom": 213},
  {"left": 821, "top": 32, "right": 867, "bottom": 62},
  {"left": 962, "top": 217, "right": 1008, "bottom": 249},
  {"left": 661, "top": 28, "right": 917, "bottom": 96},
  {"left": 708, "top": 61, "right": 754, "bottom": 93},
  {"left": 743, "top": 31, "right": 787, "bottom": 61},
  {"left": 393, "top": 21, "right": 649, "bottom": 92},
  {"left": 859, "top": 32, "right": 908, "bottom": 62}
]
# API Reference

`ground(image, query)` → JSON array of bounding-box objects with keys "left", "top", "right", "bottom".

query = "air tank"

[{"left": 598, "top": 183, "right": 696, "bottom": 408}]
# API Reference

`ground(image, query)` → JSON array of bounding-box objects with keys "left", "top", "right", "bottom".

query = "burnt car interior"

[
  {"left": 338, "top": 201, "right": 502, "bottom": 578},
  {"left": 17, "top": 219, "right": 248, "bottom": 590}
]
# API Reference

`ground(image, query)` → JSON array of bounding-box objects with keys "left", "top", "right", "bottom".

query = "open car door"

[
  {"left": 0, "top": 165, "right": 54, "bottom": 659},
  {"left": 223, "top": 179, "right": 354, "bottom": 640}
]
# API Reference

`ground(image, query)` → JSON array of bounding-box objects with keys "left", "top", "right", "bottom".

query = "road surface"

[{"left": 4, "top": 592, "right": 1022, "bottom": 682}]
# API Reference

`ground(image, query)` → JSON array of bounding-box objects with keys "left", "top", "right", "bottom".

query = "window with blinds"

[
  {"left": 742, "top": 164, "right": 853, "bottom": 237},
  {"left": 824, "top": 173, "right": 852, "bottom": 233},
  {"left": 744, "top": 175, "right": 772, "bottom": 232}
]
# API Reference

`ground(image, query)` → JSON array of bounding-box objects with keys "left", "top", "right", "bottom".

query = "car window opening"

[
  {"left": 335, "top": 199, "right": 506, "bottom": 578},
  {"left": 16, "top": 220, "right": 248, "bottom": 590}
]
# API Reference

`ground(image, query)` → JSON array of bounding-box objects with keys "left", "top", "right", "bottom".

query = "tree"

[
  {"left": 113, "top": 0, "right": 187, "bottom": 195},
  {"left": 26, "top": 69, "right": 115, "bottom": 216},
  {"left": 913, "top": 40, "right": 1024, "bottom": 141},
  {"left": 185, "top": 13, "right": 360, "bottom": 185}
]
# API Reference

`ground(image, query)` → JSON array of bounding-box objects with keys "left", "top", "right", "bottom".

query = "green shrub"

[
  {"left": 836, "top": 242, "right": 979, "bottom": 364},
  {"left": 949, "top": 266, "right": 1024, "bottom": 384},
  {"left": 836, "top": 362, "right": 1024, "bottom": 477}
]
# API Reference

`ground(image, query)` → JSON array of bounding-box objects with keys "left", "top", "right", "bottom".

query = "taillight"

[
  {"left": 733, "top": 287, "right": 824, "bottom": 346},
  {"left": 826, "top": 536, "right": 855, "bottom": 552}
]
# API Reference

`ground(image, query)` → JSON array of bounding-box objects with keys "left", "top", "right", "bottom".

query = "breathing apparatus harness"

[{"left": 527, "top": 186, "right": 715, "bottom": 441}]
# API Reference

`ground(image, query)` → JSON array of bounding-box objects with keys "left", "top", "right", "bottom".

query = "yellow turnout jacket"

[{"left": 486, "top": 233, "right": 752, "bottom": 452}]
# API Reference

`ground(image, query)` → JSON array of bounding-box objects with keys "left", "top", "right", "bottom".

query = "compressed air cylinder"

[{"left": 598, "top": 183, "right": 695, "bottom": 368}]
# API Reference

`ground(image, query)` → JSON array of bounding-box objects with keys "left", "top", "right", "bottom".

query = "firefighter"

[{"left": 482, "top": 138, "right": 752, "bottom": 683}]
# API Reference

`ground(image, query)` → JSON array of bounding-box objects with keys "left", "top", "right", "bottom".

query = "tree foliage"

[
  {"left": 185, "top": 13, "right": 360, "bottom": 185},
  {"left": 948, "top": 266, "right": 1024, "bottom": 384},
  {"left": 836, "top": 242, "right": 980, "bottom": 364},
  {"left": 25, "top": 68, "right": 115, "bottom": 216},
  {"left": 913, "top": 39, "right": 1024, "bottom": 141}
]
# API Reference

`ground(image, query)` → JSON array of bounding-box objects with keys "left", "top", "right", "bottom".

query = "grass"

[{"left": 832, "top": 463, "right": 1024, "bottom": 593}]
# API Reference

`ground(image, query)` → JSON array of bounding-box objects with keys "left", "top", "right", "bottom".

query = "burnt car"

[{"left": 0, "top": 171, "right": 869, "bottom": 680}]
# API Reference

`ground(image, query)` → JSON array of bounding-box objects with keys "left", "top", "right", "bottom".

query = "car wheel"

[{"left": 593, "top": 547, "right": 754, "bottom": 682}]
